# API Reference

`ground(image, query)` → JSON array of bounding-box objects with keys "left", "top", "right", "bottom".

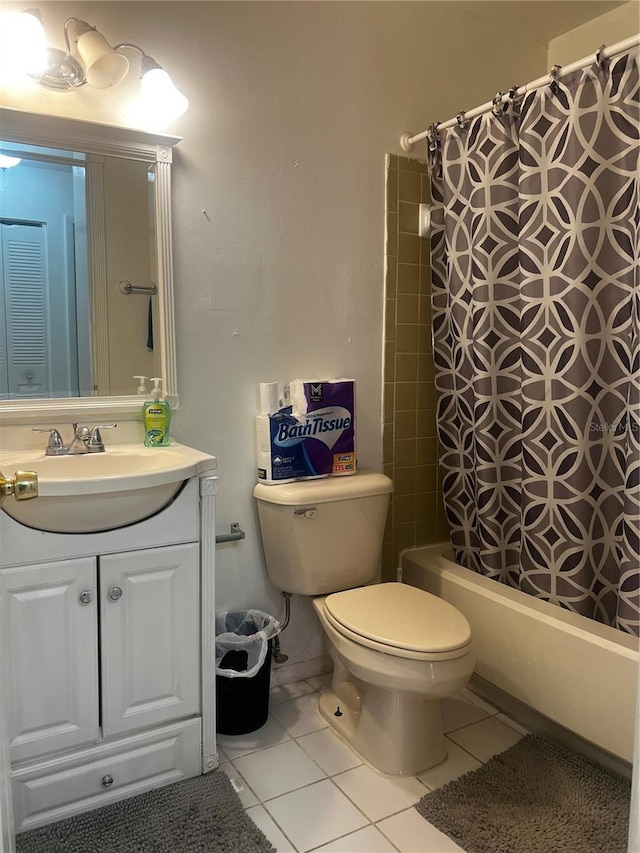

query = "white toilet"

[{"left": 253, "top": 471, "right": 474, "bottom": 775}]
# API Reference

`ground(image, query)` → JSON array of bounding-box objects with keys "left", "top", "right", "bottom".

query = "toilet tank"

[{"left": 253, "top": 472, "right": 393, "bottom": 595}]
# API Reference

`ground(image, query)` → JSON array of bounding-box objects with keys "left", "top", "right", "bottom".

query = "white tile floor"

[{"left": 217, "top": 676, "right": 527, "bottom": 853}]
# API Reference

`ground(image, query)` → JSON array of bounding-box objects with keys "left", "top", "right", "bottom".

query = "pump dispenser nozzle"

[
  {"left": 133, "top": 375, "right": 148, "bottom": 395},
  {"left": 150, "top": 377, "right": 163, "bottom": 401}
]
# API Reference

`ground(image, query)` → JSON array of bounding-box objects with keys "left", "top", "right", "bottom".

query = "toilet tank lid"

[{"left": 253, "top": 471, "right": 393, "bottom": 506}]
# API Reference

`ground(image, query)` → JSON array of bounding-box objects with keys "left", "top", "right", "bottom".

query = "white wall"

[
  {"left": 548, "top": 1, "right": 639, "bottom": 65},
  {"left": 0, "top": 1, "right": 610, "bottom": 671}
]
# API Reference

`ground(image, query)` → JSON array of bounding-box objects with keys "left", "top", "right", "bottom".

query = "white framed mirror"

[{"left": 0, "top": 107, "right": 180, "bottom": 422}]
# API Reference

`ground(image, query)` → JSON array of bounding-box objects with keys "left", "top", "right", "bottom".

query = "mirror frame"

[{"left": 0, "top": 107, "right": 181, "bottom": 422}]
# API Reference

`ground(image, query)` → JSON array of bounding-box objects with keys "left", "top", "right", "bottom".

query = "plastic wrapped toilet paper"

[
  {"left": 259, "top": 382, "right": 279, "bottom": 415},
  {"left": 256, "top": 379, "right": 356, "bottom": 483}
]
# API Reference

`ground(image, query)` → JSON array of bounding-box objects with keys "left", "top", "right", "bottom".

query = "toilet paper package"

[{"left": 256, "top": 379, "right": 356, "bottom": 483}]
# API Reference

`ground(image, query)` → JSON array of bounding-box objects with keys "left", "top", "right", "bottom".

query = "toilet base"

[{"left": 318, "top": 684, "right": 447, "bottom": 776}]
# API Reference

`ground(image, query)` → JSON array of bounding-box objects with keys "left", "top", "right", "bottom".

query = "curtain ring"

[
  {"left": 456, "top": 110, "right": 469, "bottom": 130},
  {"left": 549, "top": 64, "right": 562, "bottom": 94},
  {"left": 595, "top": 44, "right": 606, "bottom": 65},
  {"left": 492, "top": 92, "right": 507, "bottom": 116},
  {"left": 426, "top": 122, "right": 440, "bottom": 152}
]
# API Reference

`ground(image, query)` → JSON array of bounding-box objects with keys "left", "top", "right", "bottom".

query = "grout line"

[
  {"left": 250, "top": 802, "right": 301, "bottom": 853},
  {"left": 226, "top": 678, "right": 529, "bottom": 853}
]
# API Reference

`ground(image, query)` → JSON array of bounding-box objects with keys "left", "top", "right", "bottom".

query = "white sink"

[{"left": 0, "top": 443, "right": 216, "bottom": 533}]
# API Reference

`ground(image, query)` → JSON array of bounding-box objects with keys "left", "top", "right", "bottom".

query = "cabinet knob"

[
  {"left": 79, "top": 590, "right": 93, "bottom": 605},
  {"left": 108, "top": 586, "right": 123, "bottom": 601},
  {"left": 101, "top": 774, "right": 114, "bottom": 788}
]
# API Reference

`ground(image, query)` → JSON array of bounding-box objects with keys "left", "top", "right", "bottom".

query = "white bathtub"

[{"left": 402, "top": 543, "right": 639, "bottom": 764}]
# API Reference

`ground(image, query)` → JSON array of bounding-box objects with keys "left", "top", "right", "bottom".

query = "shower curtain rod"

[{"left": 400, "top": 33, "right": 640, "bottom": 152}]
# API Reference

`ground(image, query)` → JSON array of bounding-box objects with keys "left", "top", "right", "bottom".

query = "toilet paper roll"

[
  {"left": 256, "top": 415, "right": 271, "bottom": 453},
  {"left": 259, "top": 382, "right": 279, "bottom": 415},
  {"left": 256, "top": 451, "right": 296, "bottom": 484}
]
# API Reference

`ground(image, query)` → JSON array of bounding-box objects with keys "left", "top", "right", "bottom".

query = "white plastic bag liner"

[{"left": 215, "top": 609, "right": 281, "bottom": 679}]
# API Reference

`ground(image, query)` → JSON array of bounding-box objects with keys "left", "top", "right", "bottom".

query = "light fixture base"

[{"left": 34, "top": 47, "right": 85, "bottom": 91}]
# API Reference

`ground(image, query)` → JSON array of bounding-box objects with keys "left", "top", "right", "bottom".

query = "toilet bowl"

[
  {"left": 253, "top": 472, "right": 475, "bottom": 776},
  {"left": 311, "top": 583, "right": 474, "bottom": 775}
]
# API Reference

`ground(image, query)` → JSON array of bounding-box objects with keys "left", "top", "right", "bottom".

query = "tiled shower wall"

[{"left": 381, "top": 154, "right": 449, "bottom": 581}]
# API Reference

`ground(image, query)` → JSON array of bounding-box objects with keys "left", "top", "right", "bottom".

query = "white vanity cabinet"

[{"left": 0, "top": 471, "right": 218, "bottom": 833}]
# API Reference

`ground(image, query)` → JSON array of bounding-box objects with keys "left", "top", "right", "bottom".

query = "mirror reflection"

[{"left": 0, "top": 140, "right": 159, "bottom": 400}]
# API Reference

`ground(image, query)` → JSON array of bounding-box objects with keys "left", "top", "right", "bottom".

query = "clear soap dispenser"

[{"left": 142, "top": 377, "right": 172, "bottom": 446}]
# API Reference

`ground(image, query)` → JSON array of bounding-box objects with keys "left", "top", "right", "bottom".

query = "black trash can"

[{"left": 215, "top": 609, "right": 281, "bottom": 736}]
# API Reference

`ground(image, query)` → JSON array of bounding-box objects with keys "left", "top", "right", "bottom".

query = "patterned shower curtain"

[{"left": 429, "top": 50, "right": 639, "bottom": 636}]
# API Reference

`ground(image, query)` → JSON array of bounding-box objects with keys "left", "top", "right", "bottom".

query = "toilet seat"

[{"left": 323, "top": 582, "right": 472, "bottom": 662}]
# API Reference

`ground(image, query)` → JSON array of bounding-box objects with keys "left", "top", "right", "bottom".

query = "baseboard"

[{"left": 270, "top": 654, "right": 332, "bottom": 687}]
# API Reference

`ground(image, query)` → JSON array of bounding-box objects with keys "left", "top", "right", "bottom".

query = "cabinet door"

[
  {"left": 0, "top": 559, "right": 99, "bottom": 763},
  {"left": 100, "top": 544, "right": 200, "bottom": 736}
]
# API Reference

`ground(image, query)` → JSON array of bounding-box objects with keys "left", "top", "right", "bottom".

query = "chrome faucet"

[
  {"left": 33, "top": 423, "right": 117, "bottom": 455},
  {"left": 67, "top": 423, "right": 92, "bottom": 455}
]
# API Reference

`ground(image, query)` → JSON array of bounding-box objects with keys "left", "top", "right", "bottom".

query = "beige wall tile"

[
  {"left": 395, "top": 438, "right": 417, "bottom": 467},
  {"left": 416, "top": 436, "right": 438, "bottom": 465},
  {"left": 401, "top": 159, "right": 428, "bottom": 174},
  {"left": 420, "top": 173, "right": 431, "bottom": 204},
  {"left": 384, "top": 341, "right": 396, "bottom": 381},
  {"left": 393, "top": 521, "right": 417, "bottom": 552},
  {"left": 419, "top": 263, "right": 431, "bottom": 291},
  {"left": 386, "top": 212, "right": 398, "bottom": 256},
  {"left": 384, "top": 157, "right": 448, "bottom": 570},
  {"left": 416, "top": 464, "right": 438, "bottom": 492},
  {"left": 397, "top": 293, "right": 419, "bottom": 324},
  {"left": 394, "top": 494, "right": 416, "bottom": 523},
  {"left": 386, "top": 167, "right": 398, "bottom": 214},
  {"left": 419, "top": 292, "right": 432, "bottom": 324},
  {"left": 395, "top": 353, "right": 418, "bottom": 381},
  {"left": 418, "top": 356, "right": 434, "bottom": 381},
  {"left": 385, "top": 298, "right": 396, "bottom": 341},
  {"left": 383, "top": 423, "right": 394, "bottom": 463},
  {"left": 396, "top": 323, "right": 419, "bottom": 353},
  {"left": 398, "top": 233, "right": 421, "bottom": 264},
  {"left": 385, "top": 260, "right": 397, "bottom": 298},
  {"left": 416, "top": 491, "right": 437, "bottom": 521},
  {"left": 395, "top": 381, "right": 417, "bottom": 411},
  {"left": 397, "top": 263, "right": 420, "bottom": 294},
  {"left": 398, "top": 169, "right": 421, "bottom": 202},
  {"left": 394, "top": 466, "right": 416, "bottom": 495},
  {"left": 417, "top": 409, "right": 437, "bottom": 438},
  {"left": 398, "top": 201, "right": 419, "bottom": 234},
  {"left": 395, "top": 410, "right": 417, "bottom": 439},
  {"left": 416, "top": 519, "right": 439, "bottom": 545},
  {"left": 417, "top": 381, "right": 436, "bottom": 410},
  {"left": 383, "top": 382, "right": 395, "bottom": 422}
]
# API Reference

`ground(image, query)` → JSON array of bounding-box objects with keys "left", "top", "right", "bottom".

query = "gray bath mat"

[
  {"left": 16, "top": 770, "right": 275, "bottom": 853},
  {"left": 415, "top": 734, "right": 631, "bottom": 853}
]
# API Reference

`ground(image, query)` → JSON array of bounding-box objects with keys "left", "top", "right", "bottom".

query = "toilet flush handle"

[{"left": 294, "top": 508, "right": 317, "bottom": 519}]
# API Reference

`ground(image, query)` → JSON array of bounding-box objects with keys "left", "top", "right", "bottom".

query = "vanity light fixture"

[{"left": 0, "top": 10, "right": 189, "bottom": 122}]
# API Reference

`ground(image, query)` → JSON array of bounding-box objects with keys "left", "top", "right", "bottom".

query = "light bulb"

[
  {"left": 0, "top": 11, "right": 47, "bottom": 80},
  {"left": 0, "top": 154, "right": 21, "bottom": 169},
  {"left": 141, "top": 66, "right": 189, "bottom": 122}
]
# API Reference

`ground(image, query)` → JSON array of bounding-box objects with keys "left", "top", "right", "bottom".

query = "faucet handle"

[
  {"left": 88, "top": 423, "right": 117, "bottom": 452},
  {"left": 32, "top": 427, "right": 65, "bottom": 456}
]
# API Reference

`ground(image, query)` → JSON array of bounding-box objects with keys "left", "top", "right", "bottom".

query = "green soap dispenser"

[{"left": 143, "top": 377, "right": 172, "bottom": 446}]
